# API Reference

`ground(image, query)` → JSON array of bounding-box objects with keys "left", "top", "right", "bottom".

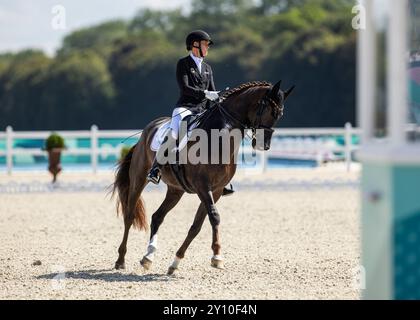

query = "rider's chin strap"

[{"left": 193, "top": 44, "right": 204, "bottom": 58}]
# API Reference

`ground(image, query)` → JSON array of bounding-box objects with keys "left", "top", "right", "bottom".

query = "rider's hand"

[{"left": 204, "top": 90, "right": 220, "bottom": 101}]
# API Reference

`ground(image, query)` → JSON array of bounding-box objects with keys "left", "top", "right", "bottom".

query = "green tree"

[
  {"left": 58, "top": 20, "right": 128, "bottom": 60},
  {"left": 109, "top": 31, "right": 180, "bottom": 128},
  {"left": 0, "top": 0, "right": 357, "bottom": 129},
  {"left": 0, "top": 50, "right": 52, "bottom": 129},
  {"left": 41, "top": 50, "right": 115, "bottom": 129}
]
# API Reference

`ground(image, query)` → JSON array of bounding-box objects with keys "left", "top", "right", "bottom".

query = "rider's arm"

[
  {"left": 208, "top": 66, "right": 216, "bottom": 92},
  {"left": 176, "top": 60, "right": 206, "bottom": 99}
]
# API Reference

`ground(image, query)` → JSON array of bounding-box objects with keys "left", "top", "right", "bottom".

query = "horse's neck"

[
  {"left": 223, "top": 100, "right": 249, "bottom": 128},
  {"left": 223, "top": 87, "right": 269, "bottom": 128}
]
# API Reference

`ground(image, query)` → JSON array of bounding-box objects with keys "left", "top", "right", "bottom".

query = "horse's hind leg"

[
  {"left": 197, "top": 188, "right": 225, "bottom": 269},
  {"left": 115, "top": 216, "right": 133, "bottom": 270},
  {"left": 115, "top": 142, "right": 150, "bottom": 270},
  {"left": 141, "top": 188, "right": 184, "bottom": 270},
  {"left": 168, "top": 189, "right": 223, "bottom": 275},
  {"left": 115, "top": 178, "right": 147, "bottom": 269}
]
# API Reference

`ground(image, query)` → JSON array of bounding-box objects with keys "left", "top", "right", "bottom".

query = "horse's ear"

[
  {"left": 270, "top": 80, "right": 282, "bottom": 97},
  {"left": 284, "top": 85, "right": 296, "bottom": 100}
]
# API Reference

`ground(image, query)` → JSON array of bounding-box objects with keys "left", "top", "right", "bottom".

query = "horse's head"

[{"left": 250, "top": 80, "right": 295, "bottom": 151}]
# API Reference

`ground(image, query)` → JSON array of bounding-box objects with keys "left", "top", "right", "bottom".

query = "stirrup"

[
  {"left": 147, "top": 169, "right": 161, "bottom": 185},
  {"left": 222, "top": 184, "right": 235, "bottom": 197}
]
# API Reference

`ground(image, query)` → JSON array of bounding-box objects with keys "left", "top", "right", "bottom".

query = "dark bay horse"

[{"left": 112, "top": 80, "right": 294, "bottom": 275}]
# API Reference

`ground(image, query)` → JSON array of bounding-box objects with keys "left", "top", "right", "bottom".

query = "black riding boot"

[
  {"left": 222, "top": 183, "right": 235, "bottom": 197},
  {"left": 147, "top": 158, "right": 161, "bottom": 185}
]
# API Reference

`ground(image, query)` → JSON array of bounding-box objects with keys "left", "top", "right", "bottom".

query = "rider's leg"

[
  {"left": 170, "top": 108, "right": 184, "bottom": 140},
  {"left": 147, "top": 134, "right": 177, "bottom": 184},
  {"left": 147, "top": 108, "right": 183, "bottom": 185},
  {"left": 147, "top": 111, "right": 183, "bottom": 185},
  {"left": 147, "top": 156, "right": 161, "bottom": 184}
]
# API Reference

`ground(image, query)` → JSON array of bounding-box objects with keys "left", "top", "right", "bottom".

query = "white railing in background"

[
  {"left": 0, "top": 123, "right": 361, "bottom": 175},
  {"left": 253, "top": 122, "right": 361, "bottom": 172}
]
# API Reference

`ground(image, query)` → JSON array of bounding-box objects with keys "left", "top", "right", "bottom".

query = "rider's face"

[
  {"left": 192, "top": 40, "right": 210, "bottom": 57},
  {"left": 200, "top": 40, "right": 210, "bottom": 57}
]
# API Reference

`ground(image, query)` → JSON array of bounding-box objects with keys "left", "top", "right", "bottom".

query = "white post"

[
  {"left": 91, "top": 125, "right": 98, "bottom": 174},
  {"left": 388, "top": 0, "right": 408, "bottom": 146},
  {"left": 316, "top": 152, "right": 323, "bottom": 167},
  {"left": 358, "top": 0, "right": 376, "bottom": 144},
  {"left": 261, "top": 150, "right": 268, "bottom": 173},
  {"left": 6, "top": 126, "right": 13, "bottom": 175},
  {"left": 345, "top": 122, "right": 352, "bottom": 172}
]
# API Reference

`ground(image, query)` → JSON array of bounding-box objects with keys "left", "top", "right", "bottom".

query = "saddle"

[
  {"left": 151, "top": 103, "right": 217, "bottom": 194},
  {"left": 167, "top": 111, "right": 212, "bottom": 194},
  {"left": 150, "top": 111, "right": 204, "bottom": 152}
]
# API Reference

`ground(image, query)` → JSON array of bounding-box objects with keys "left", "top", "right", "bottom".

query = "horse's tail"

[{"left": 111, "top": 145, "right": 147, "bottom": 231}]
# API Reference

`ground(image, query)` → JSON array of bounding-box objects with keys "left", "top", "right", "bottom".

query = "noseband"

[{"left": 251, "top": 96, "right": 283, "bottom": 138}]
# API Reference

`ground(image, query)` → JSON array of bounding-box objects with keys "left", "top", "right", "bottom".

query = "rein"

[{"left": 215, "top": 94, "right": 283, "bottom": 139}]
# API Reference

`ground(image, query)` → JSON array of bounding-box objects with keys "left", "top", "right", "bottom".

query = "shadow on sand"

[{"left": 37, "top": 269, "right": 175, "bottom": 283}]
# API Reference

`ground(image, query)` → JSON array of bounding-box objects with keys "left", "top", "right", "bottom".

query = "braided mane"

[{"left": 220, "top": 81, "right": 272, "bottom": 100}]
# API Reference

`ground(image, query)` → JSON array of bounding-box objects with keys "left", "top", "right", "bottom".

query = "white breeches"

[{"left": 169, "top": 107, "right": 193, "bottom": 140}]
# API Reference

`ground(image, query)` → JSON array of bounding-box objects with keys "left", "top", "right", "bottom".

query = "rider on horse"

[{"left": 146, "top": 30, "right": 234, "bottom": 196}]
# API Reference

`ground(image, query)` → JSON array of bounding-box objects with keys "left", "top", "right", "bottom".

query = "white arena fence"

[
  {"left": 0, "top": 123, "right": 361, "bottom": 174},
  {"left": 0, "top": 178, "right": 361, "bottom": 194}
]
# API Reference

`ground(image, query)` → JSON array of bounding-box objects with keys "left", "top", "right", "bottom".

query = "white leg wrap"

[
  {"left": 144, "top": 235, "right": 158, "bottom": 261},
  {"left": 212, "top": 255, "right": 223, "bottom": 261},
  {"left": 170, "top": 256, "right": 181, "bottom": 269}
]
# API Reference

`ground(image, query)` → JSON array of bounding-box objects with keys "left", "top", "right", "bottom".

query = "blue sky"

[{"left": 0, "top": 0, "right": 190, "bottom": 56}]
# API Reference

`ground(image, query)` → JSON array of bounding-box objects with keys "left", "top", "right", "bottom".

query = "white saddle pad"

[
  {"left": 150, "top": 120, "right": 171, "bottom": 152},
  {"left": 150, "top": 118, "right": 199, "bottom": 152}
]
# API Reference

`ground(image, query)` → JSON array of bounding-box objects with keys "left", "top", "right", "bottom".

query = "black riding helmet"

[{"left": 186, "top": 30, "right": 213, "bottom": 57}]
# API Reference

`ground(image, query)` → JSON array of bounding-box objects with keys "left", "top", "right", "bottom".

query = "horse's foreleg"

[
  {"left": 140, "top": 188, "right": 184, "bottom": 270},
  {"left": 167, "top": 189, "right": 223, "bottom": 275},
  {"left": 167, "top": 203, "right": 207, "bottom": 275}
]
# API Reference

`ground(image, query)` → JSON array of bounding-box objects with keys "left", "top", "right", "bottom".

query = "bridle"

[
  {"left": 217, "top": 93, "right": 283, "bottom": 140},
  {"left": 251, "top": 95, "right": 283, "bottom": 139}
]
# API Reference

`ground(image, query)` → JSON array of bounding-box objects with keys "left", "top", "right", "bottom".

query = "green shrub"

[{"left": 45, "top": 132, "right": 65, "bottom": 151}]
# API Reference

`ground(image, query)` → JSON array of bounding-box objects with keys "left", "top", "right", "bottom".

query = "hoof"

[
  {"left": 167, "top": 266, "right": 178, "bottom": 276},
  {"left": 140, "top": 256, "right": 153, "bottom": 270},
  {"left": 211, "top": 258, "right": 225, "bottom": 270},
  {"left": 115, "top": 261, "right": 126, "bottom": 270}
]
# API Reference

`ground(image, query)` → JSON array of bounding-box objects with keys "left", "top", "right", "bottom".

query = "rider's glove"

[{"left": 204, "top": 90, "right": 220, "bottom": 101}]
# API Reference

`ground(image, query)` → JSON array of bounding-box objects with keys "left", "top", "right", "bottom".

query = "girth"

[
  {"left": 169, "top": 161, "right": 195, "bottom": 194},
  {"left": 165, "top": 105, "right": 216, "bottom": 195}
]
